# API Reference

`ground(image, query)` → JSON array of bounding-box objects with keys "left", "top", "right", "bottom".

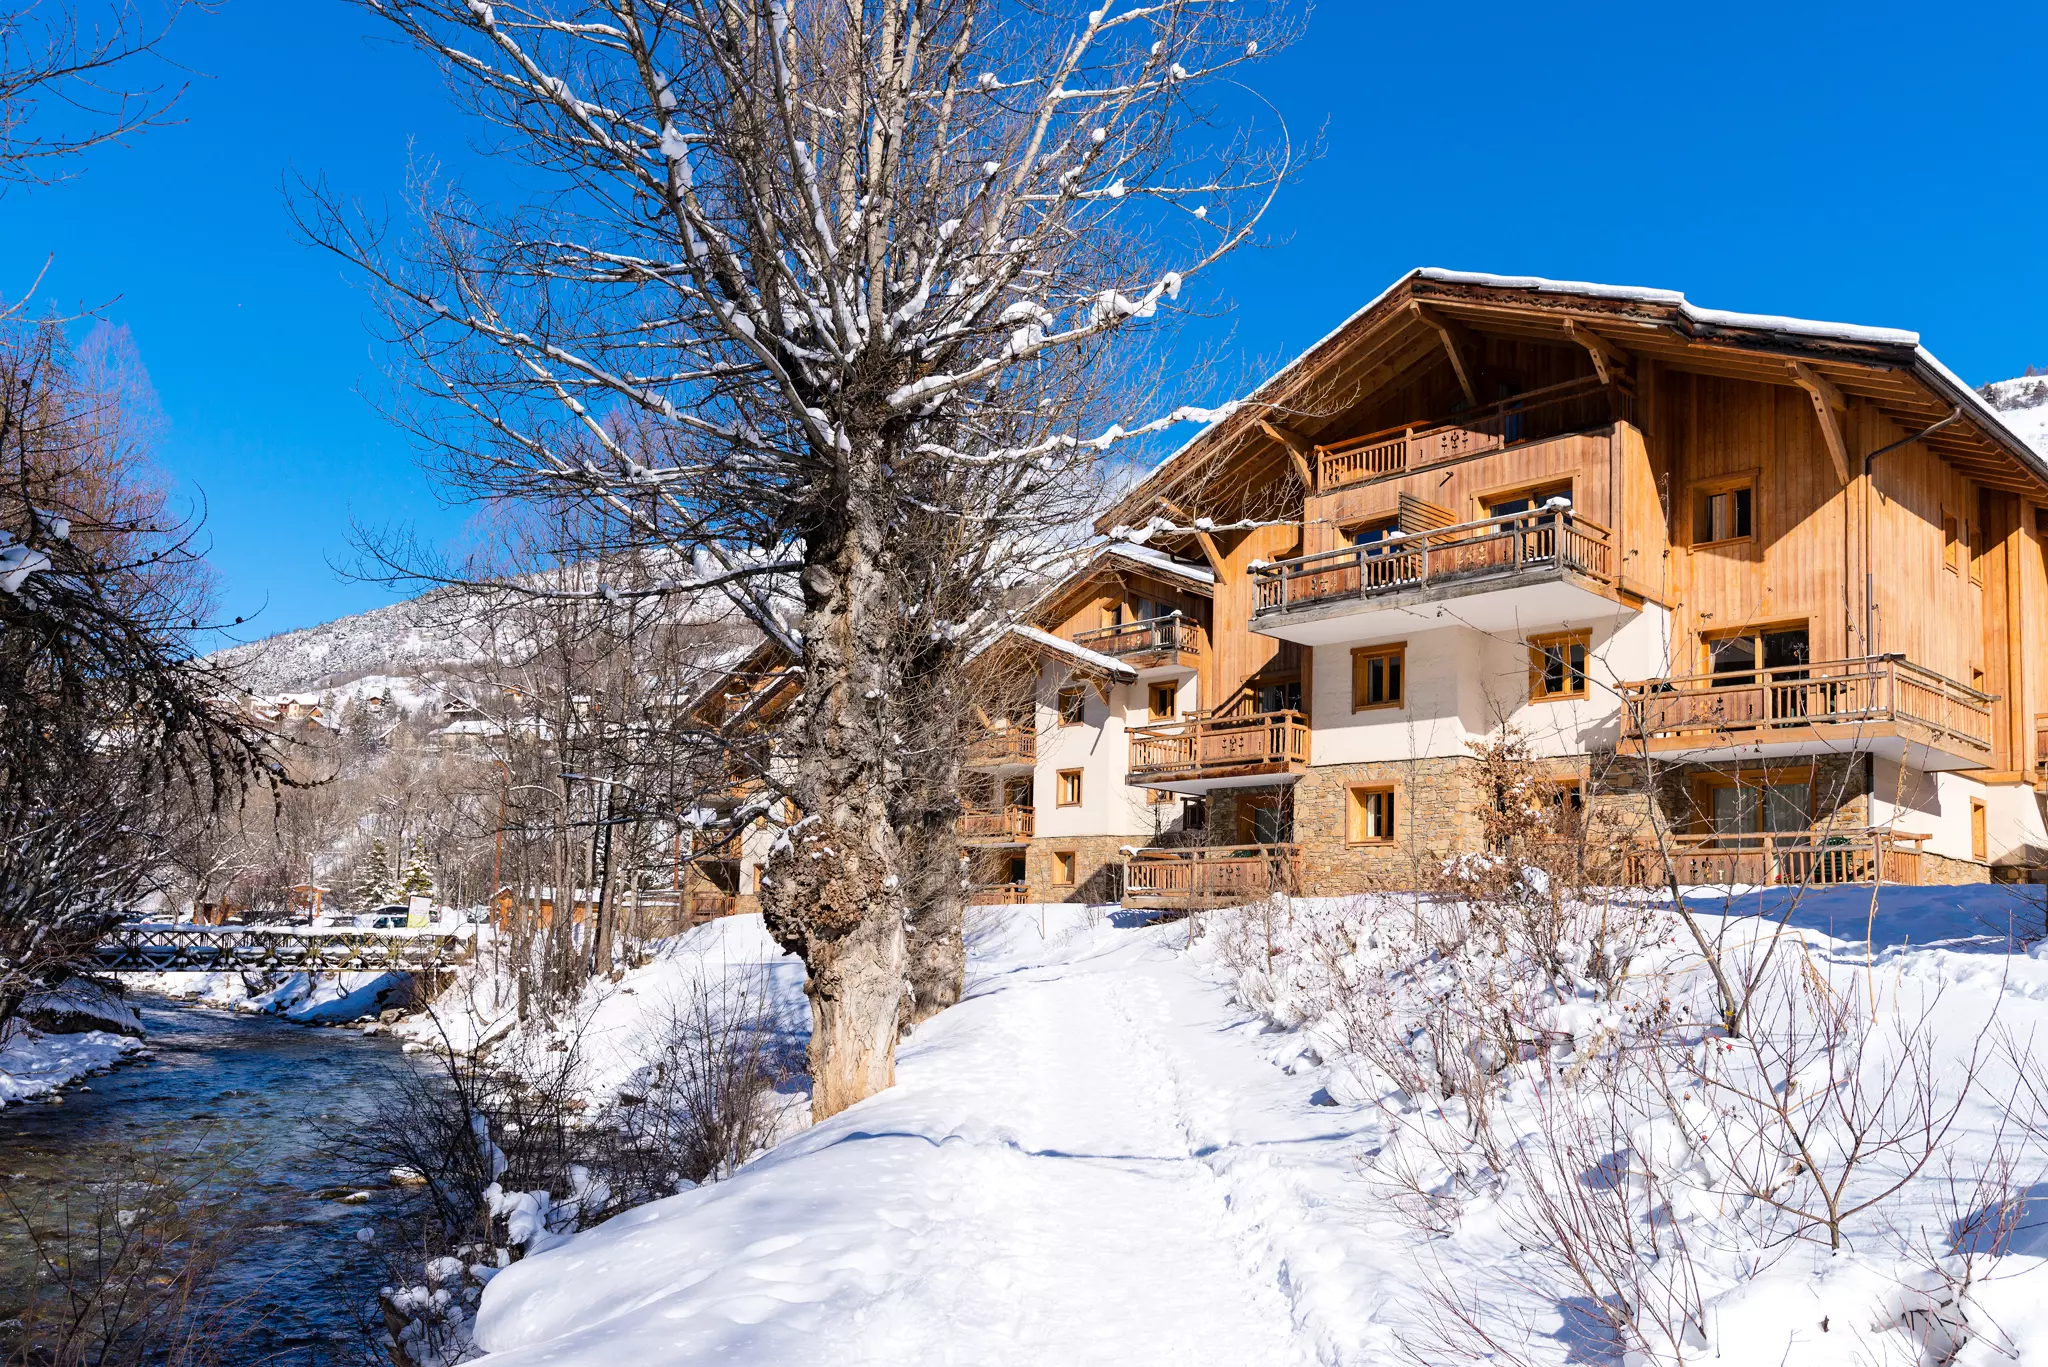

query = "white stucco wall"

[
  {"left": 1870, "top": 760, "right": 2048, "bottom": 865},
  {"left": 1307, "top": 604, "right": 1673, "bottom": 765},
  {"left": 1031, "top": 664, "right": 1197, "bottom": 840}
]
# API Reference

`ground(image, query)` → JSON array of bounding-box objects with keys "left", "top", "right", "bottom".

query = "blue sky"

[{"left": 3, "top": 0, "right": 2043, "bottom": 638}]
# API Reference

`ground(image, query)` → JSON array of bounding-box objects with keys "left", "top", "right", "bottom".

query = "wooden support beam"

[
  {"left": 1410, "top": 302, "right": 1480, "bottom": 407},
  {"left": 1161, "top": 498, "right": 1228, "bottom": 577},
  {"left": 1789, "top": 361, "right": 1851, "bottom": 484},
  {"left": 1256, "top": 418, "right": 1317, "bottom": 491},
  {"left": 1564, "top": 320, "right": 1630, "bottom": 387}
]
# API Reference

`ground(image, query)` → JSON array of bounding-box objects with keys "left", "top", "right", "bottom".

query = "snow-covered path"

[{"left": 469, "top": 911, "right": 1380, "bottom": 1366}]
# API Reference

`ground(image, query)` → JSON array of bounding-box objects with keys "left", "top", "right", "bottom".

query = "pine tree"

[
  {"left": 353, "top": 838, "right": 395, "bottom": 909},
  {"left": 397, "top": 839, "right": 435, "bottom": 901}
]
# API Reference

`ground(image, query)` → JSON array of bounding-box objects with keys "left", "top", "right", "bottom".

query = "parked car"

[{"left": 355, "top": 904, "right": 412, "bottom": 929}]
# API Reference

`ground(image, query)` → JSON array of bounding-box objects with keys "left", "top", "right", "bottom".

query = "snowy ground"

[
  {"left": 457, "top": 888, "right": 2048, "bottom": 1366},
  {"left": 0, "top": 1019, "right": 144, "bottom": 1104},
  {"left": 129, "top": 969, "right": 417, "bottom": 1023}
]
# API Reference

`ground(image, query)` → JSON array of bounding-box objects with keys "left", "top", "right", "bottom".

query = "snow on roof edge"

[
  {"left": 1004, "top": 624, "right": 1139, "bottom": 680},
  {"left": 1106, "top": 544, "right": 1216, "bottom": 586},
  {"left": 1109, "top": 267, "right": 2048, "bottom": 518}
]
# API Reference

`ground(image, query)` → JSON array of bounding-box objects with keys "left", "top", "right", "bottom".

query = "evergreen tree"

[
  {"left": 397, "top": 838, "right": 435, "bottom": 901},
  {"left": 353, "top": 838, "right": 395, "bottom": 909}
]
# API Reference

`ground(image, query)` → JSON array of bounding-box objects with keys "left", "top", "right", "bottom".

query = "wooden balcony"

[
  {"left": 1122, "top": 844, "right": 1301, "bottom": 910},
  {"left": 1618, "top": 655, "right": 1994, "bottom": 772},
  {"left": 964, "top": 727, "right": 1035, "bottom": 770},
  {"left": 960, "top": 805, "right": 1035, "bottom": 844},
  {"left": 1126, "top": 709, "right": 1309, "bottom": 792},
  {"left": 1071, "top": 615, "right": 1204, "bottom": 672},
  {"left": 1624, "top": 828, "right": 1928, "bottom": 888},
  {"left": 1316, "top": 375, "right": 1629, "bottom": 490},
  {"left": 967, "top": 882, "right": 1032, "bottom": 906},
  {"left": 1250, "top": 509, "right": 1617, "bottom": 645}
]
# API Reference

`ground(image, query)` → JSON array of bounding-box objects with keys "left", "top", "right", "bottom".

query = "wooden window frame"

[
  {"left": 1350, "top": 642, "right": 1406, "bottom": 713},
  {"left": 1145, "top": 785, "right": 1176, "bottom": 805},
  {"left": 1527, "top": 630, "right": 1591, "bottom": 701},
  {"left": 1689, "top": 473, "right": 1758, "bottom": 549},
  {"left": 1943, "top": 508, "right": 1961, "bottom": 575},
  {"left": 1477, "top": 477, "right": 1574, "bottom": 523},
  {"left": 1968, "top": 519, "right": 1985, "bottom": 585},
  {"left": 1056, "top": 768, "right": 1083, "bottom": 808},
  {"left": 1051, "top": 850, "right": 1077, "bottom": 886},
  {"left": 1688, "top": 766, "right": 1814, "bottom": 835},
  {"left": 1700, "top": 620, "right": 1811, "bottom": 677},
  {"left": 1057, "top": 684, "right": 1087, "bottom": 726},
  {"left": 1343, "top": 513, "right": 1399, "bottom": 545},
  {"left": 1971, "top": 800, "right": 1988, "bottom": 861},
  {"left": 1149, "top": 682, "right": 1178, "bottom": 720},
  {"left": 1346, "top": 785, "right": 1398, "bottom": 846}
]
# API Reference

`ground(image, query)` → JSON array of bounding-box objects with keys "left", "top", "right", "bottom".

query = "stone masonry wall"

[{"left": 1290, "top": 757, "right": 1496, "bottom": 894}]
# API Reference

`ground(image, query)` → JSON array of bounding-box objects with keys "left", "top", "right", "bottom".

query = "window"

[
  {"left": 1253, "top": 678, "right": 1302, "bottom": 714},
  {"left": 1056, "top": 769, "right": 1082, "bottom": 807},
  {"left": 1969, "top": 521, "right": 1985, "bottom": 585},
  {"left": 1349, "top": 516, "right": 1398, "bottom": 550},
  {"left": 1150, "top": 683, "right": 1178, "bottom": 719},
  {"left": 1971, "top": 800, "right": 1988, "bottom": 861},
  {"left": 1537, "top": 778, "right": 1585, "bottom": 832},
  {"left": 1943, "top": 510, "right": 1961, "bottom": 574},
  {"left": 1052, "top": 851, "right": 1077, "bottom": 886},
  {"left": 1182, "top": 798, "right": 1208, "bottom": 832},
  {"left": 1707, "top": 626, "right": 1809, "bottom": 690},
  {"left": 1691, "top": 480, "right": 1754, "bottom": 545},
  {"left": 752, "top": 865, "right": 764, "bottom": 894},
  {"left": 1347, "top": 786, "right": 1396, "bottom": 844},
  {"left": 1351, "top": 644, "right": 1405, "bottom": 712},
  {"left": 1007, "top": 855, "right": 1027, "bottom": 884},
  {"left": 1693, "top": 769, "right": 1811, "bottom": 839},
  {"left": 1146, "top": 785, "right": 1176, "bottom": 805},
  {"left": 1488, "top": 482, "right": 1572, "bottom": 522},
  {"left": 1528, "top": 631, "right": 1590, "bottom": 700},
  {"left": 1003, "top": 776, "right": 1032, "bottom": 809},
  {"left": 1058, "top": 684, "right": 1086, "bottom": 726},
  {"left": 1236, "top": 794, "right": 1289, "bottom": 845}
]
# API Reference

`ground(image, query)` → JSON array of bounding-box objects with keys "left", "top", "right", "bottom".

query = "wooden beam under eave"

[
  {"left": 1256, "top": 418, "right": 1316, "bottom": 491},
  {"left": 1564, "top": 320, "right": 1630, "bottom": 386},
  {"left": 1790, "top": 362, "right": 1851, "bottom": 485},
  {"left": 1161, "top": 498, "right": 1228, "bottom": 577},
  {"left": 1410, "top": 301, "right": 1480, "bottom": 407}
]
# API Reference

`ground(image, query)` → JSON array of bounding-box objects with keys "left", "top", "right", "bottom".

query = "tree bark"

[{"left": 762, "top": 459, "right": 906, "bottom": 1120}]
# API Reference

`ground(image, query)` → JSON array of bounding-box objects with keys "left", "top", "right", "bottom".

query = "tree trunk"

[{"left": 763, "top": 460, "right": 905, "bottom": 1120}]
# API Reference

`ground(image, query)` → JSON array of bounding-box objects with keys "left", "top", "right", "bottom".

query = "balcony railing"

[
  {"left": 1127, "top": 709, "right": 1310, "bottom": 782},
  {"left": 960, "top": 805, "right": 1035, "bottom": 842},
  {"left": 1621, "top": 828, "right": 1929, "bottom": 888},
  {"left": 965, "top": 728, "right": 1035, "bottom": 768},
  {"left": 1317, "top": 375, "right": 1630, "bottom": 489},
  {"left": 1072, "top": 614, "right": 1204, "bottom": 661},
  {"left": 1123, "top": 844, "right": 1301, "bottom": 907},
  {"left": 1253, "top": 510, "right": 1611, "bottom": 617},
  {"left": 1618, "top": 655, "right": 1994, "bottom": 757},
  {"left": 967, "top": 883, "right": 1032, "bottom": 906}
]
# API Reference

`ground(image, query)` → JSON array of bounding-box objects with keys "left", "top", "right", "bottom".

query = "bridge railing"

[{"left": 94, "top": 924, "right": 474, "bottom": 972}]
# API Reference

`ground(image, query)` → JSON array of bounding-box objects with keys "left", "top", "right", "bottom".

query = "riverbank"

[
  {"left": 0, "top": 1019, "right": 144, "bottom": 1103},
  {"left": 127, "top": 967, "right": 419, "bottom": 1023}
]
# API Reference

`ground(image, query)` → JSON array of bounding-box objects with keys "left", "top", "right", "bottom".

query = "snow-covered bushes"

[{"left": 1205, "top": 883, "right": 2048, "bottom": 1366}]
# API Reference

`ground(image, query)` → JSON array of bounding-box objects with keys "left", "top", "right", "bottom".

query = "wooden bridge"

[{"left": 93, "top": 924, "right": 474, "bottom": 973}]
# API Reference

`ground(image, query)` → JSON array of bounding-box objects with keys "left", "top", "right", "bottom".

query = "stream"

[{"left": 1, "top": 995, "right": 414, "bottom": 1365}]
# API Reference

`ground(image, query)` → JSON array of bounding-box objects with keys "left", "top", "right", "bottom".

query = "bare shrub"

[{"left": 605, "top": 963, "right": 787, "bottom": 1193}]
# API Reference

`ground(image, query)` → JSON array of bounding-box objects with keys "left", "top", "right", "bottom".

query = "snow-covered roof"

[
  {"left": 999, "top": 623, "right": 1138, "bottom": 681},
  {"left": 1106, "top": 267, "right": 2048, "bottom": 525},
  {"left": 1105, "top": 544, "right": 1215, "bottom": 587}
]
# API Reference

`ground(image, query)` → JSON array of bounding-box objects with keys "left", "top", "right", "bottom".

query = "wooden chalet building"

[{"left": 973, "top": 269, "right": 2048, "bottom": 904}]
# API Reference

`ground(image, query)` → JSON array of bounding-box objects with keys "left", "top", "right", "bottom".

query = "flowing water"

[{"left": 0, "top": 995, "right": 413, "bottom": 1365}]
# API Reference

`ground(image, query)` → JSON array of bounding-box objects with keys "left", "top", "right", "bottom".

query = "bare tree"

[{"left": 302, "top": 0, "right": 1299, "bottom": 1115}]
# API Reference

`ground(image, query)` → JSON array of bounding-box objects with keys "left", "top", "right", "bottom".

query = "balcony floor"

[
  {"left": 1251, "top": 569, "right": 1625, "bottom": 646},
  {"left": 1127, "top": 764, "right": 1305, "bottom": 796},
  {"left": 1633, "top": 719, "right": 1990, "bottom": 773}
]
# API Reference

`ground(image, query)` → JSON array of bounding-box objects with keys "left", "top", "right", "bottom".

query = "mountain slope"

[{"left": 1982, "top": 373, "right": 2048, "bottom": 456}]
